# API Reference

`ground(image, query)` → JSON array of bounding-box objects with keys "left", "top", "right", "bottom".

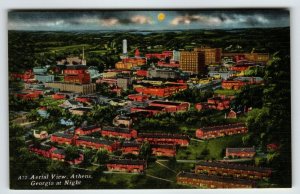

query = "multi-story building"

[
  {"left": 50, "top": 132, "right": 74, "bottom": 145},
  {"left": 179, "top": 51, "right": 205, "bottom": 74},
  {"left": 195, "top": 161, "right": 272, "bottom": 180},
  {"left": 225, "top": 147, "right": 256, "bottom": 158},
  {"left": 121, "top": 141, "right": 141, "bottom": 155},
  {"left": 177, "top": 172, "right": 255, "bottom": 188},
  {"left": 101, "top": 126, "right": 137, "bottom": 139},
  {"left": 106, "top": 159, "right": 146, "bottom": 173},
  {"left": 149, "top": 100, "right": 190, "bottom": 112},
  {"left": 194, "top": 48, "right": 222, "bottom": 65},
  {"left": 196, "top": 123, "right": 248, "bottom": 139},
  {"left": 45, "top": 82, "right": 96, "bottom": 94},
  {"left": 75, "top": 136, "right": 120, "bottom": 152},
  {"left": 74, "top": 125, "right": 101, "bottom": 135},
  {"left": 137, "top": 133, "right": 190, "bottom": 147},
  {"left": 63, "top": 65, "right": 90, "bottom": 84},
  {"left": 151, "top": 144, "right": 176, "bottom": 157}
]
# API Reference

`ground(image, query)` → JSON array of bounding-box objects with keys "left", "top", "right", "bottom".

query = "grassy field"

[
  {"left": 214, "top": 89, "right": 240, "bottom": 96},
  {"left": 47, "top": 44, "right": 92, "bottom": 52},
  {"left": 176, "top": 134, "right": 246, "bottom": 160}
]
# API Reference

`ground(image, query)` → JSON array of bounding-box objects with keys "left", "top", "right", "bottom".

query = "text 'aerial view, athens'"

[{"left": 8, "top": 9, "right": 291, "bottom": 189}]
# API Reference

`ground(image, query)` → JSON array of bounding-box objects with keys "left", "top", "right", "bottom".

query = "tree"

[
  {"left": 64, "top": 146, "right": 80, "bottom": 161},
  {"left": 93, "top": 149, "right": 109, "bottom": 164},
  {"left": 139, "top": 142, "right": 151, "bottom": 160}
]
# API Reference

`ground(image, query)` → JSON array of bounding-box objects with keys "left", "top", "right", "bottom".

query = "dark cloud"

[{"left": 8, "top": 9, "right": 289, "bottom": 31}]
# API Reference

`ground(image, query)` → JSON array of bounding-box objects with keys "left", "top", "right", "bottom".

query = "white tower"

[
  {"left": 82, "top": 47, "right": 87, "bottom": 65},
  {"left": 123, "top": 39, "right": 127, "bottom": 54}
]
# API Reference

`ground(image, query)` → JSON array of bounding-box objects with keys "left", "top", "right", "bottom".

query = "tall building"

[
  {"left": 179, "top": 51, "right": 205, "bottom": 74},
  {"left": 123, "top": 39, "right": 127, "bottom": 54},
  {"left": 173, "top": 50, "right": 181, "bottom": 61},
  {"left": 82, "top": 47, "right": 87, "bottom": 65},
  {"left": 194, "top": 48, "right": 222, "bottom": 65}
]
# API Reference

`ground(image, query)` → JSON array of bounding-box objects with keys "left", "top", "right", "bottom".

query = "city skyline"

[{"left": 8, "top": 9, "right": 289, "bottom": 31}]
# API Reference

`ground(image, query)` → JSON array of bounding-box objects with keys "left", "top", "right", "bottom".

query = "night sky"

[{"left": 8, "top": 9, "right": 290, "bottom": 31}]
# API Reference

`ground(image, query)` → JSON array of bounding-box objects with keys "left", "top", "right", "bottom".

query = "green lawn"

[
  {"left": 176, "top": 134, "right": 246, "bottom": 160},
  {"left": 214, "top": 89, "right": 240, "bottom": 96},
  {"left": 47, "top": 44, "right": 92, "bottom": 52}
]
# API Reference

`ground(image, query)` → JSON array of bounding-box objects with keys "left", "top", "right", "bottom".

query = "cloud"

[
  {"left": 170, "top": 15, "right": 222, "bottom": 26},
  {"left": 130, "top": 15, "right": 153, "bottom": 25},
  {"left": 101, "top": 18, "right": 119, "bottom": 26}
]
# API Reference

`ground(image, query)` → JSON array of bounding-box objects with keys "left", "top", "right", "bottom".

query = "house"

[
  {"left": 151, "top": 144, "right": 176, "bottom": 157},
  {"left": 101, "top": 126, "right": 137, "bottom": 139},
  {"left": 195, "top": 161, "right": 272, "bottom": 180},
  {"left": 75, "top": 136, "right": 120, "bottom": 152},
  {"left": 176, "top": 172, "right": 255, "bottom": 188},
  {"left": 50, "top": 132, "right": 74, "bottom": 145},
  {"left": 69, "top": 107, "right": 92, "bottom": 116},
  {"left": 107, "top": 159, "right": 146, "bottom": 173},
  {"left": 60, "top": 100, "right": 83, "bottom": 109},
  {"left": 196, "top": 123, "right": 248, "bottom": 139},
  {"left": 75, "top": 125, "right": 101, "bottom": 135},
  {"left": 121, "top": 141, "right": 141, "bottom": 155},
  {"left": 226, "top": 109, "right": 238, "bottom": 119},
  {"left": 113, "top": 115, "right": 133, "bottom": 128},
  {"left": 225, "top": 147, "right": 256, "bottom": 158},
  {"left": 137, "top": 133, "right": 190, "bottom": 147}
]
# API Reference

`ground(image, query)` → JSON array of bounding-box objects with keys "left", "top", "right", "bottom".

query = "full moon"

[{"left": 157, "top": 13, "right": 166, "bottom": 21}]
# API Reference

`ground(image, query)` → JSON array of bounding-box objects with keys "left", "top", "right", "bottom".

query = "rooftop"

[
  {"left": 77, "top": 136, "right": 115, "bottom": 146},
  {"left": 196, "top": 161, "right": 271, "bottom": 173},
  {"left": 199, "top": 123, "right": 246, "bottom": 132},
  {"left": 177, "top": 172, "right": 255, "bottom": 185},
  {"left": 52, "top": 132, "right": 74, "bottom": 139},
  {"left": 108, "top": 159, "right": 146, "bottom": 166},
  {"left": 150, "top": 100, "right": 183, "bottom": 106},
  {"left": 226, "top": 147, "right": 255, "bottom": 153},
  {"left": 102, "top": 126, "right": 132, "bottom": 134},
  {"left": 138, "top": 133, "right": 189, "bottom": 140},
  {"left": 122, "top": 141, "right": 141, "bottom": 147}
]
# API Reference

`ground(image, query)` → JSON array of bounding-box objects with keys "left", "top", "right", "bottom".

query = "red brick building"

[
  {"left": 137, "top": 133, "right": 190, "bottom": 147},
  {"left": 134, "top": 83, "right": 187, "bottom": 98},
  {"left": 107, "top": 159, "right": 147, "bottom": 173},
  {"left": 225, "top": 147, "right": 256, "bottom": 158},
  {"left": 177, "top": 172, "right": 255, "bottom": 188},
  {"left": 29, "top": 144, "right": 83, "bottom": 164},
  {"left": 74, "top": 125, "right": 101, "bottom": 135},
  {"left": 51, "top": 148, "right": 84, "bottom": 165},
  {"left": 121, "top": 141, "right": 141, "bottom": 155},
  {"left": 195, "top": 96, "right": 233, "bottom": 111},
  {"left": 221, "top": 80, "right": 248, "bottom": 90},
  {"left": 101, "top": 126, "right": 137, "bottom": 139},
  {"left": 195, "top": 161, "right": 271, "bottom": 180},
  {"left": 127, "top": 94, "right": 149, "bottom": 102},
  {"left": 130, "top": 106, "right": 166, "bottom": 115},
  {"left": 75, "top": 136, "right": 120, "bottom": 152},
  {"left": 29, "top": 144, "right": 56, "bottom": 158},
  {"left": 52, "top": 93, "right": 67, "bottom": 100},
  {"left": 149, "top": 100, "right": 190, "bottom": 112},
  {"left": 196, "top": 123, "right": 248, "bottom": 139},
  {"left": 50, "top": 132, "right": 74, "bottom": 145},
  {"left": 151, "top": 144, "right": 176, "bottom": 157},
  {"left": 63, "top": 65, "right": 90, "bottom": 84}
]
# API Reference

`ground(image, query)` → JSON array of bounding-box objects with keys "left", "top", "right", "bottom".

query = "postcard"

[{"left": 8, "top": 9, "right": 291, "bottom": 189}]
